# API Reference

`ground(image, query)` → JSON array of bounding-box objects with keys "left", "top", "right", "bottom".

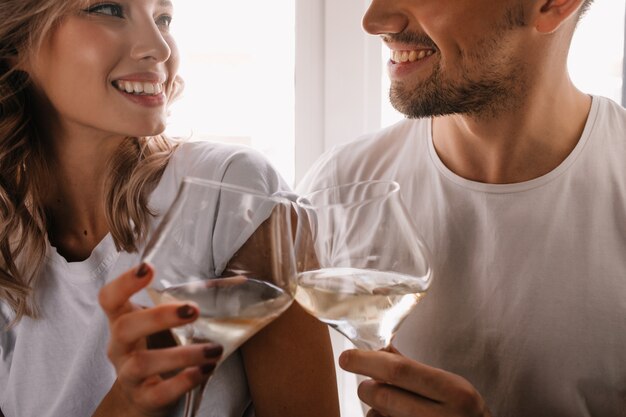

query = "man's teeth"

[
  {"left": 391, "top": 49, "right": 434, "bottom": 63},
  {"left": 114, "top": 81, "right": 164, "bottom": 95}
]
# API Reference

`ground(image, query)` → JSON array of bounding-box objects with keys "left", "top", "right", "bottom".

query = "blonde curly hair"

[{"left": 0, "top": 0, "right": 180, "bottom": 324}]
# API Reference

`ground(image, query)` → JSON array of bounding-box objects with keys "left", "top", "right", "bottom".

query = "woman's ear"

[{"left": 534, "top": 0, "right": 585, "bottom": 34}]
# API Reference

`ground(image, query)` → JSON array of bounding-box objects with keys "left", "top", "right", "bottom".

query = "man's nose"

[{"left": 362, "top": 0, "right": 409, "bottom": 36}]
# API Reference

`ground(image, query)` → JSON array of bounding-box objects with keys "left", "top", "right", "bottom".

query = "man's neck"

[{"left": 431, "top": 81, "right": 591, "bottom": 184}]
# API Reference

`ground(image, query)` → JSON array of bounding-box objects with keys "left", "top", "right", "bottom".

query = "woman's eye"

[
  {"left": 84, "top": 3, "right": 124, "bottom": 18},
  {"left": 156, "top": 14, "right": 173, "bottom": 29}
]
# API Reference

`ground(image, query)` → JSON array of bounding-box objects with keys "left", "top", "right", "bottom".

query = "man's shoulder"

[
  {"left": 330, "top": 119, "right": 430, "bottom": 164},
  {"left": 593, "top": 96, "right": 626, "bottom": 131},
  {"left": 298, "top": 118, "right": 429, "bottom": 192}
]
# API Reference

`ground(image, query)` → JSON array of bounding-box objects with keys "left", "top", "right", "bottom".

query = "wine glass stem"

[{"left": 183, "top": 383, "right": 205, "bottom": 417}]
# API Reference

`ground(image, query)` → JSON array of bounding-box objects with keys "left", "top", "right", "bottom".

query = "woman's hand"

[
  {"left": 339, "top": 347, "right": 492, "bottom": 417},
  {"left": 95, "top": 263, "right": 223, "bottom": 417}
]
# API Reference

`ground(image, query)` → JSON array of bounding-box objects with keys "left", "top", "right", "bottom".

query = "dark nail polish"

[
  {"left": 176, "top": 305, "right": 196, "bottom": 319},
  {"left": 136, "top": 263, "right": 149, "bottom": 278},
  {"left": 200, "top": 363, "right": 216, "bottom": 375},
  {"left": 203, "top": 345, "right": 223, "bottom": 358}
]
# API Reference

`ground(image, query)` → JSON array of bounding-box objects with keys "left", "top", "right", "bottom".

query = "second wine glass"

[
  {"left": 142, "top": 177, "right": 296, "bottom": 417},
  {"left": 295, "top": 180, "right": 432, "bottom": 351}
]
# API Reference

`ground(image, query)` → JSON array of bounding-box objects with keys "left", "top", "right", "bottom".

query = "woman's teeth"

[
  {"left": 113, "top": 80, "right": 164, "bottom": 95},
  {"left": 391, "top": 49, "right": 435, "bottom": 64}
]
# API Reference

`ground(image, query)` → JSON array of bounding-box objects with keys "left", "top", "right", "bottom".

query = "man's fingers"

[
  {"left": 118, "top": 343, "right": 223, "bottom": 385},
  {"left": 359, "top": 379, "right": 436, "bottom": 417},
  {"left": 382, "top": 344, "right": 401, "bottom": 354},
  {"left": 366, "top": 409, "right": 388, "bottom": 417},
  {"left": 99, "top": 263, "right": 153, "bottom": 320},
  {"left": 339, "top": 349, "right": 450, "bottom": 403}
]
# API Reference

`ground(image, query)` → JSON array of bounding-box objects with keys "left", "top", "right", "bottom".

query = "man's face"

[{"left": 363, "top": 0, "right": 531, "bottom": 119}]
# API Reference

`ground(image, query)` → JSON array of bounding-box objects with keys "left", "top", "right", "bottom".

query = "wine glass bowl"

[
  {"left": 295, "top": 180, "right": 432, "bottom": 351},
  {"left": 142, "top": 177, "right": 296, "bottom": 416}
]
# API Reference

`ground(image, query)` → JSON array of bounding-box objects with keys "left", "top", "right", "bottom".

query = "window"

[
  {"left": 165, "top": 1, "right": 296, "bottom": 185},
  {"left": 569, "top": 1, "right": 625, "bottom": 103}
]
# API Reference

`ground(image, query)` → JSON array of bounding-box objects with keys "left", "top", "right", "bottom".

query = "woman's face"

[{"left": 26, "top": 0, "right": 179, "bottom": 139}]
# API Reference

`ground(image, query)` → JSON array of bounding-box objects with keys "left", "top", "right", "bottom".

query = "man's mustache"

[{"left": 381, "top": 32, "right": 438, "bottom": 50}]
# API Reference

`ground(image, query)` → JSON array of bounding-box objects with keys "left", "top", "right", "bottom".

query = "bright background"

[{"left": 165, "top": 0, "right": 296, "bottom": 184}]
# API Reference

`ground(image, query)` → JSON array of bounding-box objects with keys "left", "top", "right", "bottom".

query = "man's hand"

[{"left": 339, "top": 347, "right": 492, "bottom": 417}]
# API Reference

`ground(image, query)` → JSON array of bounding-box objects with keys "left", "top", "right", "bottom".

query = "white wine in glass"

[
  {"left": 295, "top": 180, "right": 432, "bottom": 351},
  {"left": 147, "top": 277, "right": 292, "bottom": 360},
  {"left": 142, "top": 177, "right": 297, "bottom": 417}
]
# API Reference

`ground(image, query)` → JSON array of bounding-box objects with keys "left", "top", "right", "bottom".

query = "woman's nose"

[
  {"left": 362, "top": 0, "right": 409, "bottom": 36},
  {"left": 129, "top": 19, "right": 171, "bottom": 62}
]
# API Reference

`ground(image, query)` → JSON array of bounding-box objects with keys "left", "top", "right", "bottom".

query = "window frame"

[{"left": 295, "top": 0, "right": 382, "bottom": 184}]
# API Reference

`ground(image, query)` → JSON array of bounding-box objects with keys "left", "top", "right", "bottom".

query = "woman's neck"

[{"left": 45, "top": 128, "right": 126, "bottom": 261}]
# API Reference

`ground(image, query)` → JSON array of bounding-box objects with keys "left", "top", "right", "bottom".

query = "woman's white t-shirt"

[{"left": 0, "top": 141, "right": 289, "bottom": 417}]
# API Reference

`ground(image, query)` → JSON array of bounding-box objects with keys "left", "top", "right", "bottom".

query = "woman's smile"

[{"left": 112, "top": 72, "right": 168, "bottom": 107}]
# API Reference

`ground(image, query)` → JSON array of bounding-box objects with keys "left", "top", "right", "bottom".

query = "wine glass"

[
  {"left": 142, "top": 177, "right": 296, "bottom": 417},
  {"left": 294, "top": 180, "right": 432, "bottom": 351}
]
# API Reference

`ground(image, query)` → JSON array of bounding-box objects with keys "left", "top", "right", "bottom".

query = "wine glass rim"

[
  {"left": 296, "top": 180, "right": 401, "bottom": 208},
  {"left": 182, "top": 176, "right": 293, "bottom": 204}
]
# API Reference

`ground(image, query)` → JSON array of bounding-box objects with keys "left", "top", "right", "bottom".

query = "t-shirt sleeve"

[{"left": 209, "top": 147, "right": 294, "bottom": 275}]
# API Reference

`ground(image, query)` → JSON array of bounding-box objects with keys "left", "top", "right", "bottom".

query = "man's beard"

[
  {"left": 389, "top": 4, "right": 528, "bottom": 120},
  {"left": 390, "top": 56, "right": 527, "bottom": 120}
]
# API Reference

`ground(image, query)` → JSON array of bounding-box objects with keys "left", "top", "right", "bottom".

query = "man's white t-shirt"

[
  {"left": 299, "top": 96, "right": 626, "bottom": 416},
  {"left": 0, "top": 141, "right": 290, "bottom": 417}
]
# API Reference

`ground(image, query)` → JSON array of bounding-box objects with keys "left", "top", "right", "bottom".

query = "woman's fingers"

[
  {"left": 99, "top": 263, "right": 153, "bottom": 321},
  {"left": 118, "top": 343, "right": 223, "bottom": 385},
  {"left": 108, "top": 302, "right": 199, "bottom": 357},
  {"left": 99, "top": 264, "right": 226, "bottom": 416},
  {"left": 134, "top": 366, "right": 215, "bottom": 410}
]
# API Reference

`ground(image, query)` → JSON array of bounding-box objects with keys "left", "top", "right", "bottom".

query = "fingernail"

[
  {"left": 338, "top": 351, "right": 349, "bottom": 368},
  {"left": 203, "top": 344, "right": 223, "bottom": 358},
  {"left": 200, "top": 363, "right": 216, "bottom": 375},
  {"left": 176, "top": 305, "right": 196, "bottom": 319},
  {"left": 136, "top": 263, "right": 149, "bottom": 278}
]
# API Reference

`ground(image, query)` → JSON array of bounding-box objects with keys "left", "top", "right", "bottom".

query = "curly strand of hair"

[
  {"left": 105, "top": 135, "right": 177, "bottom": 254},
  {"left": 0, "top": 66, "right": 48, "bottom": 325}
]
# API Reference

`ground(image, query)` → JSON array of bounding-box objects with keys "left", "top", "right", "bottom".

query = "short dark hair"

[{"left": 579, "top": 0, "right": 594, "bottom": 19}]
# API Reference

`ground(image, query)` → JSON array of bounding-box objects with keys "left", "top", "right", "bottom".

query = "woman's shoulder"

[
  {"left": 171, "top": 140, "right": 265, "bottom": 169},
  {"left": 164, "top": 141, "right": 271, "bottom": 182},
  {"left": 166, "top": 140, "right": 289, "bottom": 194},
  {"left": 149, "top": 139, "right": 290, "bottom": 222}
]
